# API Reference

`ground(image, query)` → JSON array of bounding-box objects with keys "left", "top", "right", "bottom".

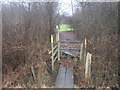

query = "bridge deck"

[{"left": 55, "top": 65, "right": 74, "bottom": 88}]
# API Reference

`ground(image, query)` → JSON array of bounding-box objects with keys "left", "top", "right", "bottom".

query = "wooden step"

[
  {"left": 60, "top": 48, "right": 80, "bottom": 51},
  {"left": 60, "top": 40, "right": 80, "bottom": 44}
]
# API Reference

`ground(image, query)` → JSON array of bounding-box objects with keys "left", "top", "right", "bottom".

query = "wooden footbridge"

[{"left": 51, "top": 27, "right": 92, "bottom": 88}]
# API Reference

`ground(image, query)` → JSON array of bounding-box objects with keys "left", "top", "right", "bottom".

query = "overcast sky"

[
  {"left": 1, "top": 0, "right": 119, "bottom": 16},
  {"left": 58, "top": 0, "right": 77, "bottom": 16},
  {"left": 1, "top": 0, "right": 75, "bottom": 16}
]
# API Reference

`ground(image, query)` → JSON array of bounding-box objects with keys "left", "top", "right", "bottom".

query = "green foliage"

[{"left": 59, "top": 24, "right": 74, "bottom": 32}]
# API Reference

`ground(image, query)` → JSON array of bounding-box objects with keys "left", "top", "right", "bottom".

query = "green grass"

[{"left": 58, "top": 24, "right": 74, "bottom": 32}]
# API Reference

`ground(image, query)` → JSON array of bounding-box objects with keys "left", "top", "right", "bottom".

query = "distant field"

[{"left": 58, "top": 24, "right": 74, "bottom": 32}]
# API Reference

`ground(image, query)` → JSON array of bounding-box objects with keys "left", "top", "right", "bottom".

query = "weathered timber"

[
  {"left": 62, "top": 51, "right": 78, "bottom": 58},
  {"left": 80, "top": 43, "right": 83, "bottom": 60},
  {"left": 55, "top": 65, "right": 74, "bottom": 88},
  {"left": 60, "top": 40, "right": 80, "bottom": 44},
  {"left": 60, "top": 48, "right": 80, "bottom": 51}
]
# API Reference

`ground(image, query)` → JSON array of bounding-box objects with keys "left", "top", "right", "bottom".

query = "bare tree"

[
  {"left": 2, "top": 2, "right": 59, "bottom": 88},
  {"left": 69, "top": 2, "right": 118, "bottom": 87}
]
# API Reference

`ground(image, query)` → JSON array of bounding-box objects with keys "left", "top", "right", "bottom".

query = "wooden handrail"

[
  {"left": 53, "top": 44, "right": 58, "bottom": 51},
  {"left": 53, "top": 48, "right": 58, "bottom": 56},
  {"left": 54, "top": 56, "right": 58, "bottom": 62}
]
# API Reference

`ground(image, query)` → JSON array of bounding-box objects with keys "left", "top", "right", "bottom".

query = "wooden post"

[
  {"left": 55, "top": 31, "right": 57, "bottom": 42},
  {"left": 56, "top": 26, "right": 59, "bottom": 42},
  {"left": 58, "top": 26, "right": 60, "bottom": 42},
  {"left": 57, "top": 25, "right": 60, "bottom": 61},
  {"left": 88, "top": 53, "right": 92, "bottom": 78},
  {"left": 80, "top": 43, "right": 83, "bottom": 60},
  {"left": 85, "top": 52, "right": 92, "bottom": 81},
  {"left": 85, "top": 52, "right": 89, "bottom": 79},
  {"left": 84, "top": 38, "right": 87, "bottom": 61},
  {"left": 51, "top": 35, "right": 54, "bottom": 71},
  {"left": 56, "top": 26, "right": 58, "bottom": 42},
  {"left": 58, "top": 42, "right": 60, "bottom": 61}
]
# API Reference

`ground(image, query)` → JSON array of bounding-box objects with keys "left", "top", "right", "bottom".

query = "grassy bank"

[{"left": 58, "top": 24, "right": 74, "bottom": 32}]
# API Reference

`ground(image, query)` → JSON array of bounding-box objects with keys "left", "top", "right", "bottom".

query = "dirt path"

[
  {"left": 60, "top": 31, "right": 78, "bottom": 41},
  {"left": 60, "top": 31, "right": 80, "bottom": 55}
]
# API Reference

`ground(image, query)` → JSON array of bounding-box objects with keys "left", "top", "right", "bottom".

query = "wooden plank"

[
  {"left": 55, "top": 66, "right": 66, "bottom": 88},
  {"left": 53, "top": 48, "right": 58, "bottom": 57},
  {"left": 53, "top": 44, "right": 58, "bottom": 50},
  {"left": 53, "top": 56, "right": 58, "bottom": 62},
  {"left": 62, "top": 51, "right": 78, "bottom": 57},
  {"left": 60, "top": 48, "right": 80, "bottom": 51},
  {"left": 60, "top": 41, "right": 80, "bottom": 44},
  {"left": 55, "top": 66, "right": 74, "bottom": 88},
  {"left": 64, "top": 67, "right": 74, "bottom": 88}
]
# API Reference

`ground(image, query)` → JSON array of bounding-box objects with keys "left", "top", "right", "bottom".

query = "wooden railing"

[{"left": 51, "top": 34, "right": 60, "bottom": 71}]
